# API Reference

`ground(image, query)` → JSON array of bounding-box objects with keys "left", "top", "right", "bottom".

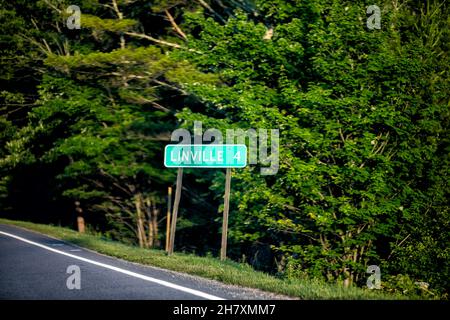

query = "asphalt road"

[{"left": 0, "top": 224, "right": 283, "bottom": 300}]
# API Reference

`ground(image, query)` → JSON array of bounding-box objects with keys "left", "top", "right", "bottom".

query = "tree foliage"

[{"left": 0, "top": 0, "right": 448, "bottom": 296}]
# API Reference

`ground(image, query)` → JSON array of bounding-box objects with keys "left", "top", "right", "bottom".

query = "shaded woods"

[{"left": 0, "top": 0, "right": 448, "bottom": 297}]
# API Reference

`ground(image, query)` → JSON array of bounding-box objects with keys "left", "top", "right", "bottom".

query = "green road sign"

[{"left": 164, "top": 144, "right": 247, "bottom": 168}]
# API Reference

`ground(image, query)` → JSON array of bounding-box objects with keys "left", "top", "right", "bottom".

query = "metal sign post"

[
  {"left": 220, "top": 168, "right": 232, "bottom": 261},
  {"left": 164, "top": 144, "right": 247, "bottom": 259},
  {"left": 168, "top": 168, "right": 183, "bottom": 255}
]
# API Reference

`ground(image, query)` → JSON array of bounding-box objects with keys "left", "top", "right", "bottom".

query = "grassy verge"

[{"left": 0, "top": 218, "right": 410, "bottom": 300}]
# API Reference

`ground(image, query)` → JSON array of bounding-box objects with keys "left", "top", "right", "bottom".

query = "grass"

[{"left": 0, "top": 218, "right": 411, "bottom": 300}]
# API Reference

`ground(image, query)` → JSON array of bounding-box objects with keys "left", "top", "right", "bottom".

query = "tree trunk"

[
  {"left": 145, "top": 197, "right": 154, "bottom": 247},
  {"left": 135, "top": 194, "right": 147, "bottom": 248},
  {"left": 152, "top": 202, "right": 160, "bottom": 247}
]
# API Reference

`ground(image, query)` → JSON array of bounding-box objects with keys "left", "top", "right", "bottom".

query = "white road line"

[{"left": 0, "top": 231, "right": 225, "bottom": 300}]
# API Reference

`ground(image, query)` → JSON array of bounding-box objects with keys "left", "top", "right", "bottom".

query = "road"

[{"left": 0, "top": 224, "right": 282, "bottom": 300}]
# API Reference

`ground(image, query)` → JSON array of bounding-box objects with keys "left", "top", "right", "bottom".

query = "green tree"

[
  {"left": 1, "top": 0, "right": 213, "bottom": 246},
  {"left": 173, "top": 0, "right": 449, "bottom": 292},
  {"left": 1, "top": 0, "right": 448, "bottom": 295}
]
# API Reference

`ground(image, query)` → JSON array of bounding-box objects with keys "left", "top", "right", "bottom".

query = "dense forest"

[{"left": 0, "top": 0, "right": 448, "bottom": 297}]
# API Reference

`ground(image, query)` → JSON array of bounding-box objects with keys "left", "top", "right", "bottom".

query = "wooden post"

[
  {"left": 77, "top": 216, "right": 85, "bottom": 233},
  {"left": 165, "top": 186, "right": 172, "bottom": 252},
  {"left": 168, "top": 168, "right": 183, "bottom": 255},
  {"left": 75, "top": 201, "right": 85, "bottom": 233},
  {"left": 220, "top": 168, "right": 232, "bottom": 261}
]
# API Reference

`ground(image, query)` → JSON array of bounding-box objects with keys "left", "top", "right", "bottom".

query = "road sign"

[
  {"left": 164, "top": 144, "right": 247, "bottom": 168},
  {"left": 164, "top": 144, "right": 247, "bottom": 260}
]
